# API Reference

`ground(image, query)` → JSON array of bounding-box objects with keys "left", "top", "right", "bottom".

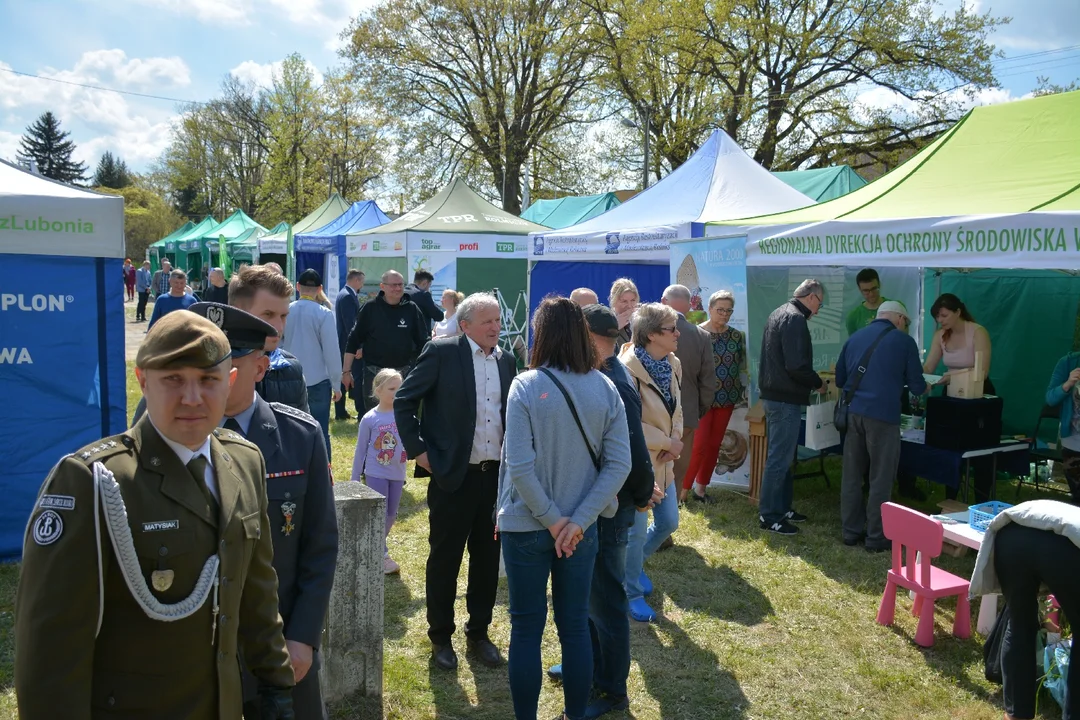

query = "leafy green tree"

[
  {"left": 341, "top": 0, "right": 598, "bottom": 214},
  {"left": 317, "top": 69, "right": 385, "bottom": 202},
  {"left": 92, "top": 151, "right": 132, "bottom": 189},
  {"left": 260, "top": 54, "right": 325, "bottom": 224},
  {"left": 98, "top": 184, "right": 184, "bottom": 261},
  {"left": 17, "top": 111, "right": 88, "bottom": 184}
]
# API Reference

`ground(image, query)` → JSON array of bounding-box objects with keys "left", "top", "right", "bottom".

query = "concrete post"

[{"left": 321, "top": 481, "right": 385, "bottom": 717}]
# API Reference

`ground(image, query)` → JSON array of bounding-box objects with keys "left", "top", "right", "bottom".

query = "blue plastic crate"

[{"left": 969, "top": 501, "right": 1013, "bottom": 532}]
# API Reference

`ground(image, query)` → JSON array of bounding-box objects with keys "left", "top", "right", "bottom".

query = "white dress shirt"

[
  {"left": 150, "top": 418, "right": 219, "bottom": 501},
  {"left": 467, "top": 335, "right": 504, "bottom": 464}
]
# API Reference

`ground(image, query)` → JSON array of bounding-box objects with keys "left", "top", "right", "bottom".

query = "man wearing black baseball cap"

[
  {"left": 280, "top": 269, "right": 342, "bottom": 458},
  {"left": 546, "top": 304, "right": 659, "bottom": 717}
]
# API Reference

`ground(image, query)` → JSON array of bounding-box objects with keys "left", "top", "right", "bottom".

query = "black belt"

[{"left": 468, "top": 460, "right": 499, "bottom": 473}]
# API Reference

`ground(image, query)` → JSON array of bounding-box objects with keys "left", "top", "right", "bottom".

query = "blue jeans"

[
  {"left": 590, "top": 504, "right": 635, "bottom": 697},
  {"left": 623, "top": 481, "right": 679, "bottom": 602},
  {"left": 502, "top": 525, "right": 599, "bottom": 720},
  {"left": 307, "top": 379, "right": 332, "bottom": 461},
  {"left": 760, "top": 399, "right": 801, "bottom": 524}
]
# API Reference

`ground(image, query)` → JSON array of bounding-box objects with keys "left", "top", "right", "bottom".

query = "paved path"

[{"left": 123, "top": 299, "right": 146, "bottom": 362}]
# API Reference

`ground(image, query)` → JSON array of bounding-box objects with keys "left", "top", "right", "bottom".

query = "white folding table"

[{"left": 939, "top": 510, "right": 998, "bottom": 634}]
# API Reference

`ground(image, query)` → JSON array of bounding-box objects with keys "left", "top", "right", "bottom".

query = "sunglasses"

[{"left": 660, "top": 326, "right": 678, "bottom": 334}]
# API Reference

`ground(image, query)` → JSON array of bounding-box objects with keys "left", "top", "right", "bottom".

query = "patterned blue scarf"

[{"left": 634, "top": 345, "right": 673, "bottom": 405}]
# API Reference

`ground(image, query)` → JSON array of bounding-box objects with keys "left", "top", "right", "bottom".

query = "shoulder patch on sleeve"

[{"left": 269, "top": 402, "right": 320, "bottom": 428}]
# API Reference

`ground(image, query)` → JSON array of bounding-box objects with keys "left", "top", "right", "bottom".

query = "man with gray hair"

[
  {"left": 835, "top": 300, "right": 927, "bottom": 552},
  {"left": 661, "top": 284, "right": 716, "bottom": 508},
  {"left": 202, "top": 267, "right": 230, "bottom": 305},
  {"left": 757, "top": 279, "right": 826, "bottom": 535},
  {"left": 394, "top": 291, "right": 515, "bottom": 672},
  {"left": 342, "top": 269, "right": 429, "bottom": 412}
]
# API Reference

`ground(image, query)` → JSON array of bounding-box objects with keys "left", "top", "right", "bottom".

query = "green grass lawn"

[{"left": 0, "top": 362, "right": 1067, "bottom": 719}]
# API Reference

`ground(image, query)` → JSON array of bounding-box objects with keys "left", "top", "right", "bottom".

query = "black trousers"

[
  {"left": 995, "top": 523, "right": 1080, "bottom": 719},
  {"left": 426, "top": 463, "right": 501, "bottom": 646},
  {"left": 136, "top": 290, "right": 150, "bottom": 320}
]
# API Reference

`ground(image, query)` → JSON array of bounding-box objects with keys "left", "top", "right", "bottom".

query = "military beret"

[
  {"left": 189, "top": 302, "right": 278, "bottom": 358},
  {"left": 136, "top": 311, "right": 231, "bottom": 370}
]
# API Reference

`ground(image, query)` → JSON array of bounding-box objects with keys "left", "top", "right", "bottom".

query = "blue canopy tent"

[
  {"left": 295, "top": 200, "right": 391, "bottom": 297},
  {"left": 0, "top": 159, "right": 126, "bottom": 558}
]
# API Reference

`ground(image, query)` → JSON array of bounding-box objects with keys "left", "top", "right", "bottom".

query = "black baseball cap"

[
  {"left": 582, "top": 303, "right": 620, "bottom": 338},
  {"left": 298, "top": 268, "right": 322, "bottom": 287},
  {"left": 189, "top": 302, "right": 278, "bottom": 358}
]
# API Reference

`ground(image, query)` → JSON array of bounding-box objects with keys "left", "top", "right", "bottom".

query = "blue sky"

[{"left": 1, "top": 0, "right": 1078, "bottom": 175}]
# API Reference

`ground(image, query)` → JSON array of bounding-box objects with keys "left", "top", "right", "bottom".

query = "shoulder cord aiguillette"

[{"left": 92, "top": 462, "right": 220, "bottom": 641}]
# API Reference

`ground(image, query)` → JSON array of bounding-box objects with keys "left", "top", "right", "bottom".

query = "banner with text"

[
  {"left": 347, "top": 232, "right": 529, "bottom": 258},
  {"left": 747, "top": 212, "right": 1080, "bottom": 269},
  {"left": 530, "top": 225, "right": 681, "bottom": 262},
  {"left": 408, "top": 249, "right": 458, "bottom": 301},
  {"left": 670, "top": 236, "right": 751, "bottom": 491}
]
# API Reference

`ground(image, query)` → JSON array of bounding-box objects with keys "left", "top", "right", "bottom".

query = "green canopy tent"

[
  {"left": 347, "top": 178, "right": 548, "bottom": 357},
  {"left": 167, "top": 216, "right": 220, "bottom": 279},
  {"left": 200, "top": 209, "right": 266, "bottom": 278},
  {"left": 259, "top": 194, "right": 351, "bottom": 277},
  {"left": 148, "top": 221, "right": 195, "bottom": 272},
  {"left": 771, "top": 166, "right": 867, "bottom": 202},
  {"left": 708, "top": 89, "right": 1080, "bottom": 436},
  {"left": 520, "top": 192, "right": 621, "bottom": 229}
]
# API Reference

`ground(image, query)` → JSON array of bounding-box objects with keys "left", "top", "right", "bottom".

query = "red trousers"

[{"left": 682, "top": 406, "right": 735, "bottom": 490}]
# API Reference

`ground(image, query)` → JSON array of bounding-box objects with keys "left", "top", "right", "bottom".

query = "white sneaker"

[{"left": 383, "top": 555, "right": 400, "bottom": 575}]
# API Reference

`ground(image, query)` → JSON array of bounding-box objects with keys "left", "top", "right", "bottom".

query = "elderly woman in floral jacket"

[{"left": 619, "top": 302, "right": 683, "bottom": 623}]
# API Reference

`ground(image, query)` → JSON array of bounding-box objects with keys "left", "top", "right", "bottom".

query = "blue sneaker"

[
  {"left": 547, "top": 663, "right": 562, "bottom": 681},
  {"left": 639, "top": 571, "right": 653, "bottom": 596},
  {"left": 628, "top": 597, "right": 656, "bottom": 623},
  {"left": 584, "top": 693, "right": 630, "bottom": 719}
]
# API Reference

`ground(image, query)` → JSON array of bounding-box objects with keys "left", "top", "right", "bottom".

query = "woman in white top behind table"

[
  {"left": 432, "top": 289, "right": 464, "bottom": 338},
  {"left": 922, "top": 293, "right": 996, "bottom": 501}
]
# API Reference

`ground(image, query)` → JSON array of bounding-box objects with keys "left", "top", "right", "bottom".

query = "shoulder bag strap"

[
  {"left": 843, "top": 324, "right": 895, "bottom": 406},
  {"left": 537, "top": 368, "right": 602, "bottom": 472}
]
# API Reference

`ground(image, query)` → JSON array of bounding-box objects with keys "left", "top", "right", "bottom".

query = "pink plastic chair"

[{"left": 876, "top": 502, "right": 972, "bottom": 647}]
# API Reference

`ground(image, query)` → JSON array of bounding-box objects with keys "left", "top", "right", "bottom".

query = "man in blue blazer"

[{"left": 334, "top": 269, "right": 365, "bottom": 419}]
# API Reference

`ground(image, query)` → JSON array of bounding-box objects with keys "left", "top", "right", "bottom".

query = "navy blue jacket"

[
  {"left": 836, "top": 319, "right": 927, "bottom": 425},
  {"left": 600, "top": 355, "right": 655, "bottom": 509},
  {"left": 334, "top": 285, "right": 360, "bottom": 355}
]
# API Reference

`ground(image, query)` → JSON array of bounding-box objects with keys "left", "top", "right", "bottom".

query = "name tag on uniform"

[
  {"left": 39, "top": 495, "right": 75, "bottom": 511},
  {"left": 143, "top": 520, "right": 180, "bottom": 532}
]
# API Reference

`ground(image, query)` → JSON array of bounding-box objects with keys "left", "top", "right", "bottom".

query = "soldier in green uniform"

[{"left": 15, "top": 310, "right": 296, "bottom": 719}]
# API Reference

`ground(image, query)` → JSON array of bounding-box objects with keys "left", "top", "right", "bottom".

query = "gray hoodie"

[{"left": 496, "top": 366, "right": 631, "bottom": 533}]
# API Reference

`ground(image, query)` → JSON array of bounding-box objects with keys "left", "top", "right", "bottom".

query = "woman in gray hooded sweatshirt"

[{"left": 497, "top": 296, "right": 631, "bottom": 720}]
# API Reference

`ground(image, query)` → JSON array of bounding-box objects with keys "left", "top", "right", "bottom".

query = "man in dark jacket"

[
  {"left": 334, "top": 269, "right": 365, "bottom": 419},
  {"left": 404, "top": 270, "right": 444, "bottom": 331},
  {"left": 757, "top": 279, "right": 826, "bottom": 536},
  {"left": 342, "top": 270, "right": 429, "bottom": 413},
  {"left": 545, "top": 304, "right": 658, "bottom": 716},
  {"left": 836, "top": 301, "right": 927, "bottom": 552},
  {"left": 233, "top": 265, "right": 310, "bottom": 414}
]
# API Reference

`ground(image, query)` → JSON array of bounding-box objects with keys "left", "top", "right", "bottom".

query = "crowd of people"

[{"left": 19, "top": 259, "right": 1078, "bottom": 720}]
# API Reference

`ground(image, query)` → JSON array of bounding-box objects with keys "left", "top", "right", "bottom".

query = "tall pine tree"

[
  {"left": 17, "top": 111, "right": 88, "bottom": 184},
  {"left": 93, "top": 151, "right": 132, "bottom": 189}
]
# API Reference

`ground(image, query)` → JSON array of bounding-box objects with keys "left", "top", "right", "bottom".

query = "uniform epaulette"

[
  {"left": 74, "top": 435, "right": 132, "bottom": 464},
  {"left": 269, "top": 402, "right": 320, "bottom": 429},
  {"left": 212, "top": 427, "right": 260, "bottom": 449}
]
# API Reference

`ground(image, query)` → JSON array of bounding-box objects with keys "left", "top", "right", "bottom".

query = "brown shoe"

[{"left": 656, "top": 535, "right": 675, "bottom": 552}]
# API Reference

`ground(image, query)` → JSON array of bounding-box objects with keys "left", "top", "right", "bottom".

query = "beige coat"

[{"left": 619, "top": 343, "right": 684, "bottom": 490}]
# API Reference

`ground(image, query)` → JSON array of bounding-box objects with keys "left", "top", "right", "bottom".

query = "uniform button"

[
  {"left": 107, "top": 697, "right": 115, "bottom": 707},
  {"left": 256, "top": 529, "right": 261, "bottom": 538},
  {"left": 158, "top": 546, "right": 168, "bottom": 557},
  {"left": 219, "top": 652, "right": 226, "bottom": 660},
  {"left": 285, "top": 492, "right": 291, "bottom": 499},
  {"left": 220, "top": 540, "right": 226, "bottom": 549},
  {"left": 221, "top": 577, "right": 228, "bottom": 588},
  {"left": 220, "top": 615, "right": 227, "bottom": 625}
]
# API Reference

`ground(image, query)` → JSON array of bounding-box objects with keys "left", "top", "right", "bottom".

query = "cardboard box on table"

[{"left": 946, "top": 351, "right": 987, "bottom": 399}]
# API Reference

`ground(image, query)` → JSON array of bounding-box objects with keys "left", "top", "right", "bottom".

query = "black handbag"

[{"left": 834, "top": 324, "right": 894, "bottom": 433}]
